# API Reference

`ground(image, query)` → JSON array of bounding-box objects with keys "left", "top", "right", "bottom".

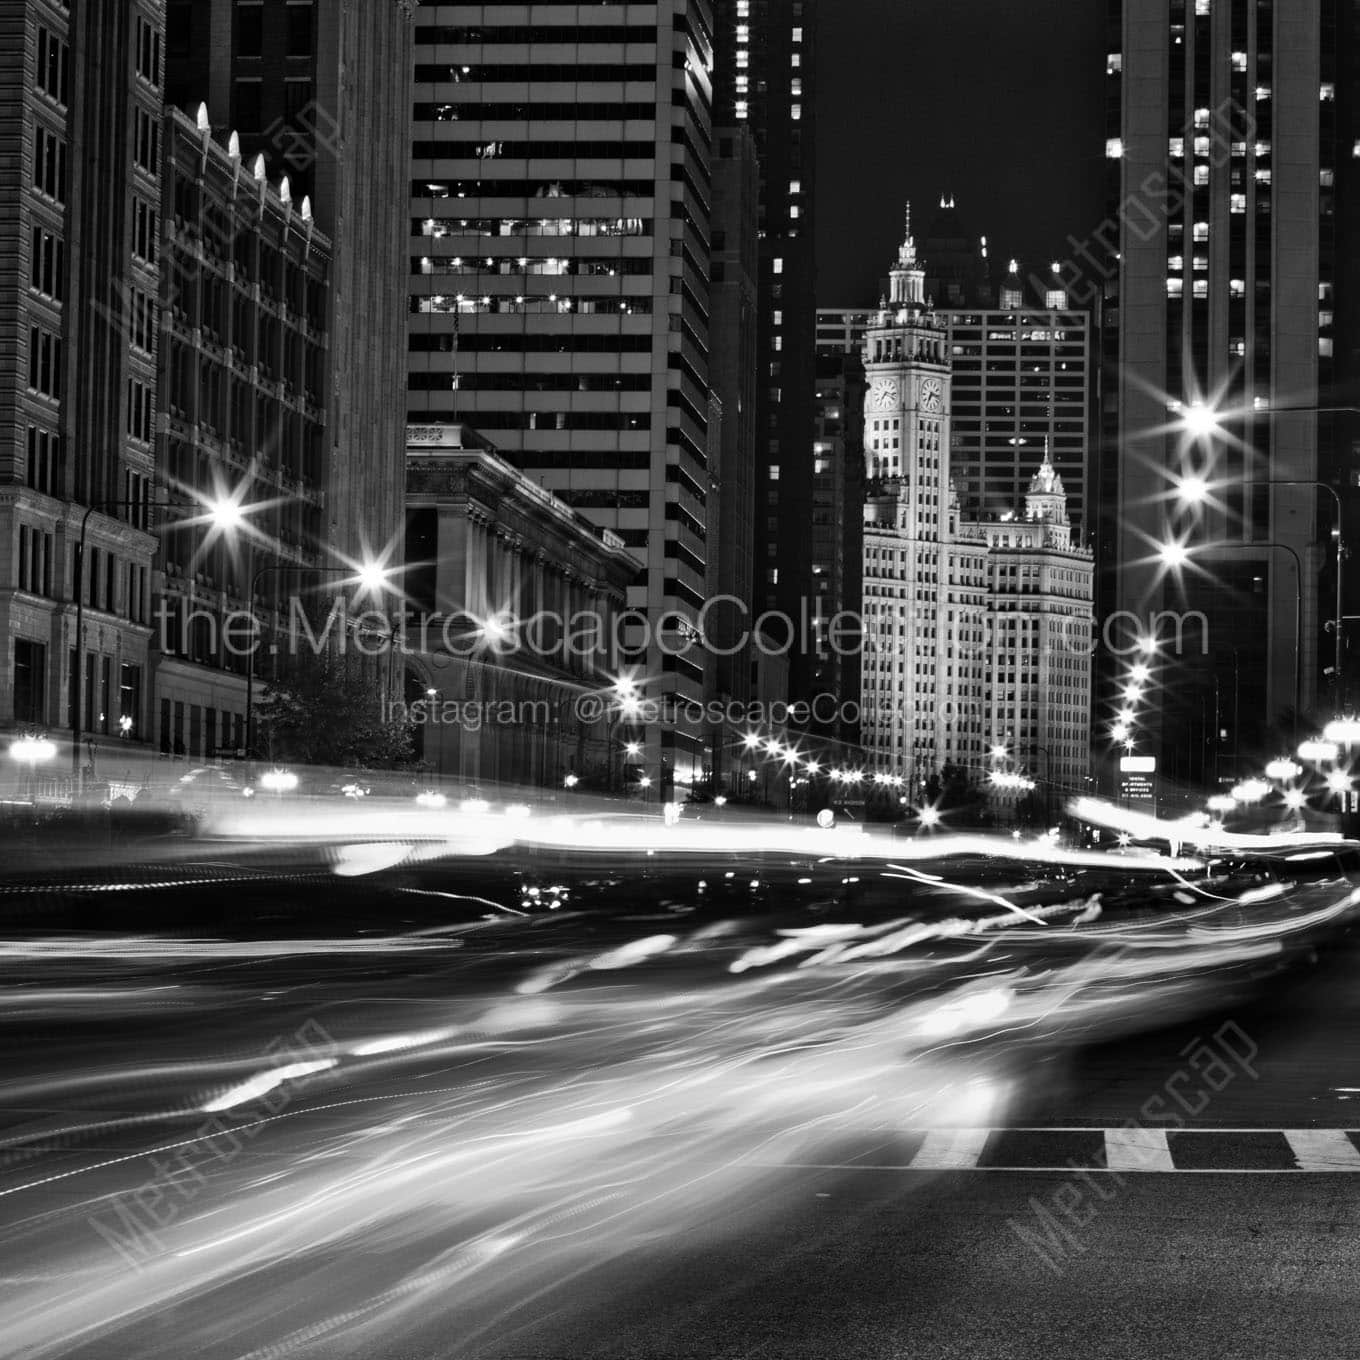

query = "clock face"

[
  {"left": 869, "top": 378, "right": 900, "bottom": 412},
  {"left": 920, "top": 378, "right": 943, "bottom": 412}
]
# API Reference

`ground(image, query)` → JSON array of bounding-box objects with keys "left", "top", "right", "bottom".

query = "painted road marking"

[
  {"left": 909, "top": 1127, "right": 992, "bottom": 1170},
  {"left": 1285, "top": 1128, "right": 1360, "bottom": 1171},
  {"left": 763, "top": 1128, "right": 1360, "bottom": 1172},
  {"left": 1103, "top": 1127, "right": 1174, "bottom": 1172}
]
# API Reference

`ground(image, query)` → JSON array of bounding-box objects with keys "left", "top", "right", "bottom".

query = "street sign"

[{"left": 1118, "top": 754, "right": 1156, "bottom": 814}]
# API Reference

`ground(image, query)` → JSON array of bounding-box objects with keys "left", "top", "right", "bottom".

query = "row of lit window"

[
  {"left": 415, "top": 255, "right": 650, "bottom": 278},
  {"left": 414, "top": 294, "right": 649, "bottom": 315}
]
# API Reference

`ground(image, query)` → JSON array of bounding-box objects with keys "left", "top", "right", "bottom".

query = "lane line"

[
  {"left": 1285, "top": 1128, "right": 1360, "bottom": 1171},
  {"left": 1104, "top": 1127, "right": 1174, "bottom": 1171},
  {"left": 909, "top": 1127, "right": 991, "bottom": 1170}
]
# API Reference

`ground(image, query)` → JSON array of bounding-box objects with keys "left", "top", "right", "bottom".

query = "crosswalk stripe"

[
  {"left": 909, "top": 1127, "right": 991, "bottom": 1170},
  {"left": 1284, "top": 1128, "right": 1360, "bottom": 1171},
  {"left": 1103, "top": 1127, "right": 1174, "bottom": 1171}
]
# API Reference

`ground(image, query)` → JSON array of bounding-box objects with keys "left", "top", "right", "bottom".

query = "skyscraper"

[
  {"left": 1, "top": 0, "right": 166, "bottom": 749},
  {"left": 1100, "top": 0, "right": 1359, "bottom": 792},
  {"left": 407, "top": 3, "right": 716, "bottom": 790},
  {"left": 165, "top": 0, "right": 414, "bottom": 577},
  {"left": 713, "top": 0, "right": 818, "bottom": 707}
]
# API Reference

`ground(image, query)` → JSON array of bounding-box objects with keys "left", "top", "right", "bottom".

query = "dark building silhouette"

[
  {"left": 920, "top": 195, "right": 990, "bottom": 309},
  {"left": 713, "top": 0, "right": 819, "bottom": 712}
]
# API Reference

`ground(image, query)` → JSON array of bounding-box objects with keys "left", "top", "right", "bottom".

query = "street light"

[
  {"left": 1323, "top": 718, "right": 1360, "bottom": 745},
  {"left": 1264, "top": 758, "right": 1304, "bottom": 782},
  {"left": 1298, "top": 738, "right": 1341, "bottom": 763},
  {"left": 70, "top": 495, "right": 246, "bottom": 785},
  {"left": 1173, "top": 401, "right": 1354, "bottom": 705}
]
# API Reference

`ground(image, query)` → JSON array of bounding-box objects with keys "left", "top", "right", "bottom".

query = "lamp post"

[
  {"left": 1176, "top": 400, "right": 1357, "bottom": 708},
  {"left": 1159, "top": 538, "right": 1303, "bottom": 744},
  {"left": 71, "top": 497, "right": 242, "bottom": 788}
]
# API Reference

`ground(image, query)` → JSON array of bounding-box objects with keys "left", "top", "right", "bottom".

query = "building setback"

[
  {"left": 0, "top": 0, "right": 165, "bottom": 757},
  {"left": 153, "top": 107, "right": 333, "bottom": 760},
  {"left": 407, "top": 1, "right": 716, "bottom": 790},
  {"left": 1101, "top": 0, "right": 1360, "bottom": 793},
  {"left": 858, "top": 214, "right": 1093, "bottom": 803},
  {"left": 164, "top": 0, "right": 414, "bottom": 583}
]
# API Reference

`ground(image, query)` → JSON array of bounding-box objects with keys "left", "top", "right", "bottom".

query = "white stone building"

[{"left": 860, "top": 208, "right": 1093, "bottom": 807}]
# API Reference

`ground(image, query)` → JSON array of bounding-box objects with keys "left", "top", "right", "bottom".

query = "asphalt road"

[{"left": 3, "top": 867, "right": 1360, "bottom": 1359}]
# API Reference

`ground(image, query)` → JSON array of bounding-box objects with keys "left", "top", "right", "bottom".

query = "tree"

[{"left": 257, "top": 656, "right": 413, "bottom": 769}]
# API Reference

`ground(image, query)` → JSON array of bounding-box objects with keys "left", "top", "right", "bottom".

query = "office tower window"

[
  {"left": 119, "top": 665, "right": 142, "bottom": 737},
  {"left": 28, "top": 326, "right": 62, "bottom": 399},
  {"left": 236, "top": 1, "right": 263, "bottom": 57},
  {"left": 133, "top": 107, "right": 160, "bottom": 174},
  {"left": 13, "top": 641, "right": 46, "bottom": 726},
  {"left": 37, "top": 27, "right": 69, "bottom": 104},
  {"left": 29, "top": 226, "right": 65, "bottom": 301},
  {"left": 136, "top": 16, "right": 162, "bottom": 86},
  {"left": 33, "top": 126, "right": 67, "bottom": 202},
  {"left": 287, "top": 3, "right": 314, "bottom": 56}
]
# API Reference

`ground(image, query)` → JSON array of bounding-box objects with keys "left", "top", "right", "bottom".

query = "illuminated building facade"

[
  {"left": 1101, "top": 0, "right": 1360, "bottom": 790},
  {"left": 963, "top": 462, "right": 1094, "bottom": 802},
  {"left": 860, "top": 211, "right": 989, "bottom": 784},
  {"left": 0, "top": 0, "right": 166, "bottom": 750},
  {"left": 152, "top": 107, "right": 333, "bottom": 759},
  {"left": 859, "top": 213, "right": 1093, "bottom": 799},
  {"left": 407, "top": 2, "right": 715, "bottom": 791}
]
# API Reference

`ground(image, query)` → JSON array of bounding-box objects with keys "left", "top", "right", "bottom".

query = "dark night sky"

[{"left": 814, "top": 0, "right": 1109, "bottom": 306}]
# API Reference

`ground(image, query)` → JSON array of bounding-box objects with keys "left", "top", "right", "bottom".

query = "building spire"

[{"left": 890, "top": 199, "right": 925, "bottom": 306}]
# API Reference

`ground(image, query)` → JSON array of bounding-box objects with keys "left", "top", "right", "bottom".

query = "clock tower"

[
  {"left": 860, "top": 203, "right": 989, "bottom": 791},
  {"left": 863, "top": 203, "right": 953, "bottom": 539}
]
